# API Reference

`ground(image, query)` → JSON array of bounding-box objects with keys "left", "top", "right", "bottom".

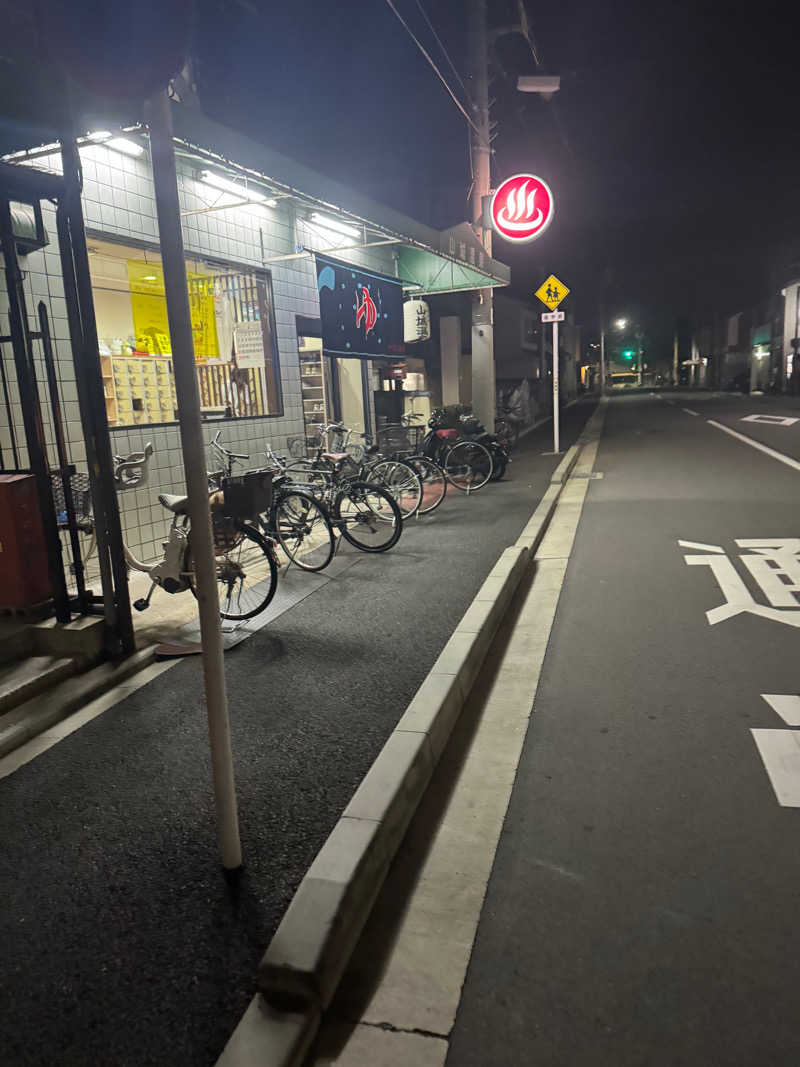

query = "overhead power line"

[
  {"left": 381, "top": 0, "right": 483, "bottom": 140},
  {"left": 413, "top": 0, "right": 473, "bottom": 105}
]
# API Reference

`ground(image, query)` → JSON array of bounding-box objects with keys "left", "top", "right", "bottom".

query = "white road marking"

[
  {"left": 742, "top": 414, "right": 799, "bottom": 426},
  {"left": 682, "top": 407, "right": 700, "bottom": 416},
  {"left": 750, "top": 729, "right": 800, "bottom": 807},
  {"left": 761, "top": 694, "right": 800, "bottom": 726},
  {"left": 678, "top": 539, "right": 724, "bottom": 553},
  {"left": 706, "top": 419, "right": 800, "bottom": 473}
]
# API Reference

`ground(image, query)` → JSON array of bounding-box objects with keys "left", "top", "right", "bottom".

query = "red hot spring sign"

[{"left": 490, "top": 173, "right": 554, "bottom": 243}]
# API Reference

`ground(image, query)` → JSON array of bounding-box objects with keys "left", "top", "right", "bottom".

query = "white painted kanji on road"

[
  {"left": 752, "top": 695, "right": 800, "bottom": 807},
  {"left": 679, "top": 539, "right": 800, "bottom": 627},
  {"left": 741, "top": 414, "right": 799, "bottom": 426}
]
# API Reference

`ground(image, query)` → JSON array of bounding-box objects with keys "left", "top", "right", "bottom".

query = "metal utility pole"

[
  {"left": 552, "top": 317, "right": 560, "bottom": 451},
  {"left": 599, "top": 303, "right": 607, "bottom": 397},
  {"left": 469, "top": 0, "right": 495, "bottom": 432},
  {"left": 145, "top": 92, "right": 242, "bottom": 871}
]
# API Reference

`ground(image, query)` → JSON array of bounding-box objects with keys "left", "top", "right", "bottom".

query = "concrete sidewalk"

[{"left": 0, "top": 400, "right": 596, "bottom": 1067}]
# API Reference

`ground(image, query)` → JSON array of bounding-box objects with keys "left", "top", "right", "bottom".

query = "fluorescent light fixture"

[
  {"left": 198, "top": 170, "right": 276, "bottom": 206},
  {"left": 309, "top": 212, "right": 360, "bottom": 239},
  {"left": 85, "top": 131, "right": 145, "bottom": 157}
]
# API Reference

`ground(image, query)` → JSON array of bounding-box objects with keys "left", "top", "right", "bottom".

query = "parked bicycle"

[
  {"left": 420, "top": 408, "right": 494, "bottom": 492},
  {"left": 277, "top": 427, "right": 404, "bottom": 553},
  {"left": 373, "top": 416, "right": 447, "bottom": 515},
  {"left": 71, "top": 443, "right": 279, "bottom": 622},
  {"left": 287, "top": 422, "right": 418, "bottom": 524},
  {"left": 210, "top": 431, "right": 336, "bottom": 573},
  {"left": 458, "top": 411, "right": 510, "bottom": 481}
]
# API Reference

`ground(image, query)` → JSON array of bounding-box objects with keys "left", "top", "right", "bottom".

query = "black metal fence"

[{"left": 0, "top": 153, "right": 134, "bottom": 652}]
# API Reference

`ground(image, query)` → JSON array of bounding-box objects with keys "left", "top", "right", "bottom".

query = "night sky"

[{"left": 194, "top": 0, "right": 800, "bottom": 357}]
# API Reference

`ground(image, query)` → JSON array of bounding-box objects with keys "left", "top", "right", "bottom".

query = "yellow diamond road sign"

[{"left": 535, "top": 274, "right": 570, "bottom": 310}]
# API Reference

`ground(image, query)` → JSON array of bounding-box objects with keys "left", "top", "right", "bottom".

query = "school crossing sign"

[{"left": 535, "top": 274, "right": 570, "bottom": 310}]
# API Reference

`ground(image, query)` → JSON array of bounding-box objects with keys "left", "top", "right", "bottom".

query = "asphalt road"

[
  {"left": 448, "top": 392, "right": 800, "bottom": 1067},
  {"left": 0, "top": 400, "right": 594, "bottom": 1067}
]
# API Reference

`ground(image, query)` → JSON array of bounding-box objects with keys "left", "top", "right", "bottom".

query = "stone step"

[
  {"left": 0, "top": 655, "right": 77, "bottom": 716},
  {"left": 0, "top": 646, "right": 156, "bottom": 759},
  {"left": 0, "top": 622, "right": 33, "bottom": 667}
]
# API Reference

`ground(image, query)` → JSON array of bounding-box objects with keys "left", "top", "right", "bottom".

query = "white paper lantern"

[{"left": 403, "top": 298, "right": 431, "bottom": 343}]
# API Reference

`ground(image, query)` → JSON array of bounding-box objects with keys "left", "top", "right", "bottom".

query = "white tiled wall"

[{"left": 0, "top": 138, "right": 398, "bottom": 563}]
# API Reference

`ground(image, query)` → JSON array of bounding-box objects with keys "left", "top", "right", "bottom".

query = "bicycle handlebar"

[
  {"left": 211, "top": 430, "right": 249, "bottom": 462},
  {"left": 113, "top": 442, "right": 154, "bottom": 490}
]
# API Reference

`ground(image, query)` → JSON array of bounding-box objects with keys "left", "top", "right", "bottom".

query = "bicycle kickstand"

[{"left": 133, "top": 581, "right": 157, "bottom": 612}]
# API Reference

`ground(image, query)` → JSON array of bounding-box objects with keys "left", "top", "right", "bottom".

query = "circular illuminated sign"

[{"left": 490, "top": 173, "right": 554, "bottom": 243}]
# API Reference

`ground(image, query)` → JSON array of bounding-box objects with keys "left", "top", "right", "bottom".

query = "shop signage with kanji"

[{"left": 316, "top": 255, "right": 405, "bottom": 360}]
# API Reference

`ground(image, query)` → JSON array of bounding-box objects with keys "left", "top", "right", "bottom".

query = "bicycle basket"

[
  {"left": 286, "top": 435, "right": 308, "bottom": 460},
  {"left": 211, "top": 509, "right": 245, "bottom": 554},
  {"left": 326, "top": 426, "right": 349, "bottom": 453},
  {"left": 377, "top": 424, "right": 421, "bottom": 453},
  {"left": 220, "top": 468, "right": 274, "bottom": 519},
  {"left": 459, "top": 414, "right": 483, "bottom": 435},
  {"left": 50, "top": 471, "right": 92, "bottom": 531}
]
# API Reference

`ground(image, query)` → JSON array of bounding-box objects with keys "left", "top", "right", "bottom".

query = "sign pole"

[
  {"left": 552, "top": 318, "right": 560, "bottom": 453},
  {"left": 146, "top": 91, "right": 242, "bottom": 871}
]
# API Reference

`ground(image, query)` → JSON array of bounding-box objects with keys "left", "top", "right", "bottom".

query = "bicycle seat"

[
  {"left": 322, "top": 452, "right": 350, "bottom": 464},
  {"left": 158, "top": 492, "right": 189, "bottom": 514}
]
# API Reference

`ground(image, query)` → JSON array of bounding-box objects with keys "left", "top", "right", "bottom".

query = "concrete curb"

[
  {"left": 257, "top": 542, "right": 531, "bottom": 1012},
  {"left": 215, "top": 419, "right": 596, "bottom": 1067}
]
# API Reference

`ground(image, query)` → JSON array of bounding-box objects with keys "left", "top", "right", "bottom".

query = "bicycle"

[
  {"left": 279, "top": 431, "right": 404, "bottom": 553},
  {"left": 374, "top": 415, "right": 447, "bottom": 514},
  {"left": 70, "top": 443, "right": 279, "bottom": 622},
  {"left": 420, "top": 409, "right": 494, "bottom": 492},
  {"left": 290, "top": 422, "right": 422, "bottom": 523},
  {"left": 209, "top": 431, "right": 336, "bottom": 573}
]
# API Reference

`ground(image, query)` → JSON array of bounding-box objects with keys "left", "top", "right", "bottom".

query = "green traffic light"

[{"left": 622, "top": 350, "right": 635, "bottom": 359}]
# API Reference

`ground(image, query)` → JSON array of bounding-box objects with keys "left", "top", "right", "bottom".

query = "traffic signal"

[{"left": 622, "top": 350, "right": 635, "bottom": 360}]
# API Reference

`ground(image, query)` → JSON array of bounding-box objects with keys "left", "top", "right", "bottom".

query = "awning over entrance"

[{"left": 170, "top": 108, "right": 510, "bottom": 296}]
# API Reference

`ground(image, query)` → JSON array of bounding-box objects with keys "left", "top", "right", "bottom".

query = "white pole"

[
  {"left": 552, "top": 319, "right": 560, "bottom": 453},
  {"left": 600, "top": 323, "right": 606, "bottom": 396},
  {"left": 146, "top": 92, "right": 242, "bottom": 870}
]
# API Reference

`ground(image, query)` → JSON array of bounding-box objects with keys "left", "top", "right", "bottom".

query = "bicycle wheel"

[
  {"left": 335, "top": 481, "right": 403, "bottom": 552},
  {"left": 364, "top": 459, "right": 422, "bottom": 519},
  {"left": 407, "top": 455, "right": 447, "bottom": 514},
  {"left": 444, "top": 440, "right": 493, "bottom": 492},
  {"left": 272, "top": 489, "right": 335, "bottom": 572},
  {"left": 186, "top": 518, "right": 278, "bottom": 621},
  {"left": 488, "top": 445, "right": 508, "bottom": 481}
]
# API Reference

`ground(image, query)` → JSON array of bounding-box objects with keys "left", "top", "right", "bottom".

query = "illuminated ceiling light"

[
  {"left": 198, "top": 169, "right": 276, "bottom": 206},
  {"left": 309, "top": 212, "right": 360, "bottom": 239},
  {"left": 85, "top": 131, "right": 145, "bottom": 157}
]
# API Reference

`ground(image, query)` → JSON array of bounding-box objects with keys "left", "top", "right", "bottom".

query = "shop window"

[{"left": 88, "top": 237, "right": 282, "bottom": 427}]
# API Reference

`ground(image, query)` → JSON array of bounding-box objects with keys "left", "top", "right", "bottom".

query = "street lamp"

[{"left": 600, "top": 317, "right": 643, "bottom": 392}]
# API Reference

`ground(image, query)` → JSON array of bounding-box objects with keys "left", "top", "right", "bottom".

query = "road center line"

[
  {"left": 682, "top": 407, "right": 700, "bottom": 416},
  {"left": 706, "top": 419, "right": 800, "bottom": 473}
]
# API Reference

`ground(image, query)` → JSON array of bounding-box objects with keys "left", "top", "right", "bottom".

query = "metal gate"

[{"left": 0, "top": 148, "right": 134, "bottom": 653}]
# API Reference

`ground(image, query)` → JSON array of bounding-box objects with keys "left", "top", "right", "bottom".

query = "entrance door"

[{"left": 335, "top": 357, "right": 368, "bottom": 435}]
